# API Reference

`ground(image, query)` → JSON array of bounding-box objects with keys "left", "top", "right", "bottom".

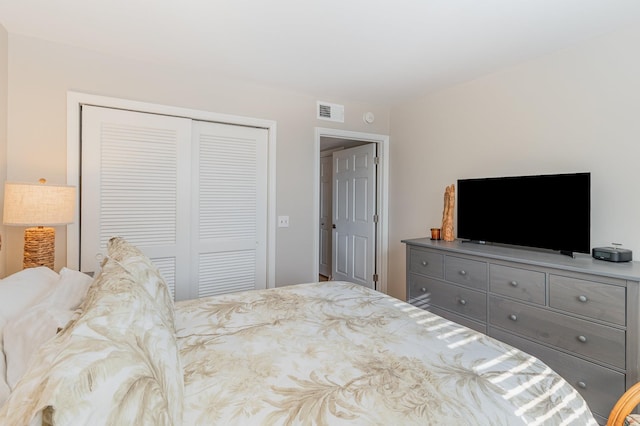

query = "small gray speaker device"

[{"left": 592, "top": 245, "right": 633, "bottom": 262}]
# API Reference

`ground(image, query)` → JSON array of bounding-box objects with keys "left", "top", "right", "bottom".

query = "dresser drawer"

[
  {"left": 445, "top": 256, "right": 487, "bottom": 290},
  {"left": 489, "top": 296, "right": 625, "bottom": 369},
  {"left": 490, "top": 328, "right": 624, "bottom": 420},
  {"left": 409, "top": 247, "right": 444, "bottom": 278},
  {"left": 410, "top": 275, "right": 486, "bottom": 322},
  {"left": 549, "top": 275, "right": 626, "bottom": 326},
  {"left": 407, "top": 274, "right": 431, "bottom": 309},
  {"left": 490, "top": 264, "right": 545, "bottom": 305}
]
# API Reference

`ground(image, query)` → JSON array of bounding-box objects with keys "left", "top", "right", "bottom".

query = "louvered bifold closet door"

[
  {"left": 191, "top": 121, "right": 267, "bottom": 298},
  {"left": 81, "top": 106, "right": 192, "bottom": 299}
]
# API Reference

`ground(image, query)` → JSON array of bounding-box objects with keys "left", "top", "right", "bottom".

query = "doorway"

[{"left": 313, "top": 127, "right": 389, "bottom": 294}]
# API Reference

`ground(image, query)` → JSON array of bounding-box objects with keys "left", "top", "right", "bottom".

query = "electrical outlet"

[{"left": 278, "top": 216, "right": 290, "bottom": 228}]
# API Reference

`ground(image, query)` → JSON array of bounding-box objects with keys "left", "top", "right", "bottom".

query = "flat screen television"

[{"left": 457, "top": 172, "right": 591, "bottom": 255}]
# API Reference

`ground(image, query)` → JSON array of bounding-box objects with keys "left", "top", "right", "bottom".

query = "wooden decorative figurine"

[{"left": 441, "top": 184, "right": 455, "bottom": 242}]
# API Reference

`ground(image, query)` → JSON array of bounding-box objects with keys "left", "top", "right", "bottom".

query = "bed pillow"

[
  {"left": 106, "top": 237, "right": 175, "bottom": 327},
  {"left": 3, "top": 268, "right": 93, "bottom": 389},
  {"left": 0, "top": 267, "right": 59, "bottom": 321},
  {"left": 0, "top": 267, "right": 59, "bottom": 407},
  {"left": 53, "top": 267, "right": 94, "bottom": 310},
  {"left": 0, "top": 316, "right": 9, "bottom": 407},
  {"left": 0, "top": 245, "right": 183, "bottom": 425},
  {"left": 4, "top": 308, "right": 72, "bottom": 390}
]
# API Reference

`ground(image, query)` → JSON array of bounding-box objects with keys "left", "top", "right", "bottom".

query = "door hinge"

[
  {"left": 374, "top": 156, "right": 380, "bottom": 165},
  {"left": 373, "top": 214, "right": 379, "bottom": 223},
  {"left": 373, "top": 274, "right": 379, "bottom": 282}
]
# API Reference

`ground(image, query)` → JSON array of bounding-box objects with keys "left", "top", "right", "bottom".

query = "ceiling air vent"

[{"left": 317, "top": 101, "right": 344, "bottom": 123}]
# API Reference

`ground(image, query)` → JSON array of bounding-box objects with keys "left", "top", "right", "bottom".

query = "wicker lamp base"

[{"left": 23, "top": 226, "right": 55, "bottom": 270}]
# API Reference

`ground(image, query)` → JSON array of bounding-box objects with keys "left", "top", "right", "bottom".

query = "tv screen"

[{"left": 457, "top": 172, "right": 590, "bottom": 254}]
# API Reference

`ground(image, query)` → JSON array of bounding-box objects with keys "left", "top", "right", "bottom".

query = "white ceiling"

[{"left": 1, "top": 0, "right": 640, "bottom": 104}]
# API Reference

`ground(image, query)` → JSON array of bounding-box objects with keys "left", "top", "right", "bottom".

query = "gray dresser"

[{"left": 402, "top": 238, "right": 640, "bottom": 424}]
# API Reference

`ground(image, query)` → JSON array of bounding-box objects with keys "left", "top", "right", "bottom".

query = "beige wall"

[
  {"left": 7, "top": 25, "right": 639, "bottom": 297},
  {"left": 388, "top": 25, "right": 640, "bottom": 300},
  {"left": 0, "top": 24, "right": 7, "bottom": 278},
  {"left": 4, "top": 34, "right": 390, "bottom": 282}
]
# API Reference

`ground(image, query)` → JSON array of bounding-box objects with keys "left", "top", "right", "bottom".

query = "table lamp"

[{"left": 3, "top": 179, "right": 76, "bottom": 269}]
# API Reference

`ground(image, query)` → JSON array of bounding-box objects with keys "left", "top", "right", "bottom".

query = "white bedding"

[
  {"left": 0, "top": 266, "right": 91, "bottom": 406},
  {"left": 176, "top": 281, "right": 597, "bottom": 425},
  {"left": 0, "top": 238, "right": 598, "bottom": 425}
]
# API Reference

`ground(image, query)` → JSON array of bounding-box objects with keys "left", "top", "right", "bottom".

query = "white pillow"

[
  {"left": 4, "top": 308, "right": 73, "bottom": 389},
  {"left": 52, "top": 268, "right": 93, "bottom": 311},
  {"left": 0, "top": 267, "right": 60, "bottom": 321},
  {"left": 0, "top": 315, "right": 9, "bottom": 407},
  {"left": 0, "top": 267, "right": 59, "bottom": 406},
  {"left": 3, "top": 269, "right": 93, "bottom": 389}
]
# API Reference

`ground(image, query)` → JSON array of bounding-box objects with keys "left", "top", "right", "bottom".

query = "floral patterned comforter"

[{"left": 175, "top": 281, "right": 597, "bottom": 425}]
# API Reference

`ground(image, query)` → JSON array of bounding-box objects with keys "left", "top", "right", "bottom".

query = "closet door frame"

[{"left": 66, "top": 91, "right": 277, "bottom": 289}]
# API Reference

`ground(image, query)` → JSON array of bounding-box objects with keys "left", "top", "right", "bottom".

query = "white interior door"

[
  {"left": 191, "top": 121, "right": 268, "bottom": 298},
  {"left": 319, "top": 154, "right": 332, "bottom": 277},
  {"left": 81, "top": 106, "right": 192, "bottom": 299},
  {"left": 332, "top": 144, "right": 377, "bottom": 288}
]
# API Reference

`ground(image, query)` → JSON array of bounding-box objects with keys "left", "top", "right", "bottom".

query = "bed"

[{"left": 0, "top": 238, "right": 598, "bottom": 425}]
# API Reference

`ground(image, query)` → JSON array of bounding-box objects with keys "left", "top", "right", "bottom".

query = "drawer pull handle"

[
  {"left": 510, "top": 281, "right": 518, "bottom": 287},
  {"left": 577, "top": 335, "right": 588, "bottom": 343},
  {"left": 459, "top": 270, "right": 467, "bottom": 276},
  {"left": 577, "top": 381, "right": 587, "bottom": 389},
  {"left": 421, "top": 260, "right": 427, "bottom": 266},
  {"left": 509, "top": 314, "right": 517, "bottom": 321},
  {"left": 578, "top": 295, "right": 588, "bottom": 303},
  {"left": 459, "top": 299, "right": 467, "bottom": 306},
  {"left": 420, "top": 287, "right": 427, "bottom": 293}
]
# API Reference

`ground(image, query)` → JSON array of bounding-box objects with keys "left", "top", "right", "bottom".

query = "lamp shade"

[{"left": 3, "top": 181, "right": 76, "bottom": 226}]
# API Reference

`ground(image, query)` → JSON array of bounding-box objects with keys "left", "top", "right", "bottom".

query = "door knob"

[{"left": 332, "top": 224, "right": 336, "bottom": 229}]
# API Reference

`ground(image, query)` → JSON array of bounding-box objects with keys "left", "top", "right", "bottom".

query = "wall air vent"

[{"left": 317, "top": 101, "right": 345, "bottom": 123}]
